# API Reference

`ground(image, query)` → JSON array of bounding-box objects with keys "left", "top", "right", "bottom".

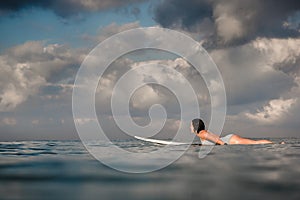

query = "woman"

[{"left": 191, "top": 118, "right": 276, "bottom": 145}]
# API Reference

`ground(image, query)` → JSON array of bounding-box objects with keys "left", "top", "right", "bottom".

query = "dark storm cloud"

[
  {"left": 154, "top": 0, "right": 300, "bottom": 45},
  {"left": 0, "top": 0, "right": 146, "bottom": 17},
  {"left": 154, "top": 0, "right": 212, "bottom": 29}
]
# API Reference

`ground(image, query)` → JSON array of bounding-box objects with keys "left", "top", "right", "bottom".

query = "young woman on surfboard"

[{"left": 191, "top": 118, "right": 283, "bottom": 145}]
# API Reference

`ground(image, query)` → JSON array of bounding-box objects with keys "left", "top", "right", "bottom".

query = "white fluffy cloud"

[
  {"left": 209, "top": 37, "right": 300, "bottom": 134},
  {"left": 245, "top": 98, "right": 296, "bottom": 124},
  {"left": 1, "top": 117, "right": 17, "bottom": 126},
  {"left": 0, "top": 41, "right": 84, "bottom": 111},
  {"left": 252, "top": 37, "right": 300, "bottom": 76},
  {"left": 0, "top": 58, "right": 46, "bottom": 111},
  {"left": 0, "top": 22, "right": 142, "bottom": 114},
  {"left": 95, "top": 57, "right": 210, "bottom": 116}
]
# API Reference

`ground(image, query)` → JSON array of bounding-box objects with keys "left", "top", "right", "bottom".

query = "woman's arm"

[{"left": 198, "top": 130, "right": 226, "bottom": 145}]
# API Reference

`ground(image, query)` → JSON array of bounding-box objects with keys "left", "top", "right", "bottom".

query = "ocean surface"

[{"left": 0, "top": 138, "right": 299, "bottom": 200}]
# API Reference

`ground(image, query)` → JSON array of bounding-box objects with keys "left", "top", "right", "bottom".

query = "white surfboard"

[{"left": 134, "top": 136, "right": 199, "bottom": 145}]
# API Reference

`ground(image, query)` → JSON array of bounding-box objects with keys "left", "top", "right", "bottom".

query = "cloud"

[
  {"left": 0, "top": 41, "right": 84, "bottom": 111},
  {"left": 242, "top": 75, "right": 300, "bottom": 127},
  {"left": 1, "top": 117, "right": 17, "bottom": 126},
  {"left": 75, "top": 118, "right": 97, "bottom": 125},
  {"left": 153, "top": 0, "right": 300, "bottom": 46},
  {"left": 82, "top": 21, "right": 141, "bottom": 43},
  {"left": 0, "top": 0, "right": 147, "bottom": 17},
  {"left": 0, "top": 22, "right": 144, "bottom": 113},
  {"left": 1, "top": 20, "right": 300, "bottom": 139},
  {"left": 209, "top": 36, "right": 300, "bottom": 135},
  {"left": 0, "top": 61, "right": 46, "bottom": 111},
  {"left": 31, "top": 119, "right": 40, "bottom": 125},
  {"left": 245, "top": 98, "right": 296, "bottom": 124},
  {"left": 252, "top": 37, "right": 300, "bottom": 76},
  {"left": 95, "top": 57, "right": 210, "bottom": 114},
  {"left": 91, "top": 35, "right": 300, "bottom": 135},
  {"left": 210, "top": 37, "right": 300, "bottom": 107},
  {"left": 154, "top": 0, "right": 212, "bottom": 29},
  {"left": 93, "top": 55, "right": 213, "bottom": 139}
]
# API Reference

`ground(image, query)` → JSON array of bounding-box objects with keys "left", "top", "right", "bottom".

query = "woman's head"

[{"left": 191, "top": 118, "right": 205, "bottom": 134}]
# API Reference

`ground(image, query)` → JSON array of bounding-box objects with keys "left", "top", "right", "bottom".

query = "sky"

[{"left": 0, "top": 0, "right": 300, "bottom": 141}]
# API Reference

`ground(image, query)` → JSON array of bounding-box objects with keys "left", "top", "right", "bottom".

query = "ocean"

[{"left": 0, "top": 138, "right": 299, "bottom": 200}]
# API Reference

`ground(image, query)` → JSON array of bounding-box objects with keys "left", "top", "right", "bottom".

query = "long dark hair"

[{"left": 192, "top": 118, "right": 205, "bottom": 133}]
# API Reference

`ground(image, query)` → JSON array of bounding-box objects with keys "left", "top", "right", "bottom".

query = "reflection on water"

[{"left": 0, "top": 138, "right": 299, "bottom": 200}]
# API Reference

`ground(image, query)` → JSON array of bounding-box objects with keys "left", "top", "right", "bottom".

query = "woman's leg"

[{"left": 229, "top": 134, "right": 273, "bottom": 145}]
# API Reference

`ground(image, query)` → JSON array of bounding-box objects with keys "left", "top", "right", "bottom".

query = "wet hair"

[{"left": 192, "top": 118, "right": 205, "bottom": 133}]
